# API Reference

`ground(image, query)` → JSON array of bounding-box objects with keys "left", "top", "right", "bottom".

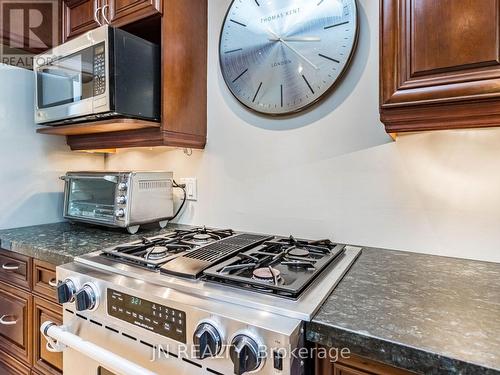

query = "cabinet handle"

[
  {"left": 48, "top": 278, "right": 58, "bottom": 288},
  {"left": 101, "top": 0, "right": 110, "bottom": 24},
  {"left": 2, "top": 263, "right": 20, "bottom": 271},
  {"left": 0, "top": 315, "right": 18, "bottom": 326},
  {"left": 94, "top": 0, "right": 103, "bottom": 25}
]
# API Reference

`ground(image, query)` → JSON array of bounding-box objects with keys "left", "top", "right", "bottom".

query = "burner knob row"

[{"left": 57, "top": 280, "right": 99, "bottom": 312}]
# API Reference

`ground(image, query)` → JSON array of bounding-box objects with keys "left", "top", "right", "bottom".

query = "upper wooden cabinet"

[
  {"left": 62, "top": 0, "right": 162, "bottom": 42},
  {"left": 62, "top": 0, "right": 101, "bottom": 42},
  {"left": 380, "top": 0, "right": 500, "bottom": 133}
]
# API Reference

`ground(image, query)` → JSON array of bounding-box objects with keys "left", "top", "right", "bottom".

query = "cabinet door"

[
  {"left": 0, "top": 281, "right": 32, "bottom": 365},
  {"left": 107, "top": 0, "right": 162, "bottom": 27},
  {"left": 0, "top": 350, "right": 30, "bottom": 375},
  {"left": 32, "top": 297, "right": 62, "bottom": 375},
  {"left": 62, "top": 0, "right": 101, "bottom": 42},
  {"left": 380, "top": 0, "right": 500, "bottom": 132}
]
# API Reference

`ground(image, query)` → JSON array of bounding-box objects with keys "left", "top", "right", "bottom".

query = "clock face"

[{"left": 219, "top": 0, "right": 359, "bottom": 116}]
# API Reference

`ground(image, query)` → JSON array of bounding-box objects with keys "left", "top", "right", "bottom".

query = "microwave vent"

[{"left": 138, "top": 179, "right": 171, "bottom": 191}]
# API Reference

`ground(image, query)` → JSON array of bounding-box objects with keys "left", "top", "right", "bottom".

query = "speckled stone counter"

[
  {"left": 307, "top": 248, "right": 500, "bottom": 375},
  {"left": 0, "top": 222, "right": 189, "bottom": 266}
]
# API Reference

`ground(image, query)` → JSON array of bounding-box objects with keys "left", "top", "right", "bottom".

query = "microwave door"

[{"left": 35, "top": 46, "right": 97, "bottom": 124}]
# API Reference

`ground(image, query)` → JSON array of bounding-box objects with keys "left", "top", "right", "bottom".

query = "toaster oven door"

[{"left": 63, "top": 175, "right": 119, "bottom": 225}]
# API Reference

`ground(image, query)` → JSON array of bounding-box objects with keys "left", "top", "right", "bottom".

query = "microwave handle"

[
  {"left": 41, "top": 322, "right": 158, "bottom": 375},
  {"left": 60, "top": 175, "right": 119, "bottom": 183}
]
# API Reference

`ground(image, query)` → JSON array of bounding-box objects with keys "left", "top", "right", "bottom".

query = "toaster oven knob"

[
  {"left": 75, "top": 284, "right": 99, "bottom": 311},
  {"left": 230, "top": 335, "right": 263, "bottom": 375},
  {"left": 56, "top": 279, "right": 77, "bottom": 304},
  {"left": 116, "top": 195, "right": 127, "bottom": 204},
  {"left": 115, "top": 208, "right": 125, "bottom": 218},
  {"left": 193, "top": 323, "right": 222, "bottom": 359},
  {"left": 118, "top": 182, "right": 128, "bottom": 191}
]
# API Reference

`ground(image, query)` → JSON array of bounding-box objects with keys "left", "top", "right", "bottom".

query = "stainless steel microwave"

[
  {"left": 62, "top": 171, "right": 174, "bottom": 234},
  {"left": 34, "top": 26, "right": 160, "bottom": 125}
]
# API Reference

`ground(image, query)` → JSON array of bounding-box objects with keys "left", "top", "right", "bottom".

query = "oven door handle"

[
  {"left": 62, "top": 175, "right": 119, "bottom": 183},
  {"left": 41, "top": 321, "right": 158, "bottom": 375}
]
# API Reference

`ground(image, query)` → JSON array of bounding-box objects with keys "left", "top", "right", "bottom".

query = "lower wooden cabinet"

[
  {"left": 0, "top": 281, "right": 33, "bottom": 365},
  {"left": 0, "top": 252, "right": 62, "bottom": 375},
  {"left": 0, "top": 350, "right": 31, "bottom": 375},
  {"left": 32, "top": 298, "right": 63, "bottom": 375},
  {"left": 315, "top": 345, "right": 414, "bottom": 375}
]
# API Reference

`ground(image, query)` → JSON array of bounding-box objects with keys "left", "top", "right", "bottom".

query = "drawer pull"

[
  {"left": 48, "top": 278, "right": 58, "bottom": 288},
  {"left": 0, "top": 315, "right": 18, "bottom": 325},
  {"left": 1, "top": 263, "right": 20, "bottom": 271}
]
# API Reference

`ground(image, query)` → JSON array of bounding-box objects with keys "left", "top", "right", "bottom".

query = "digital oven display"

[{"left": 107, "top": 289, "right": 186, "bottom": 343}]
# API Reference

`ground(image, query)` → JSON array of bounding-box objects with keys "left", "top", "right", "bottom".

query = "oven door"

[
  {"left": 34, "top": 26, "right": 110, "bottom": 124},
  {"left": 63, "top": 174, "right": 119, "bottom": 226}
]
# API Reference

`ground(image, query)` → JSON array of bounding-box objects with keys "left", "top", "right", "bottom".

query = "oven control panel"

[{"left": 107, "top": 289, "right": 186, "bottom": 343}]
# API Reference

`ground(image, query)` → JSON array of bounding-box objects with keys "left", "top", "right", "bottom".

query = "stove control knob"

[
  {"left": 193, "top": 323, "right": 222, "bottom": 359},
  {"left": 75, "top": 283, "right": 99, "bottom": 312},
  {"left": 230, "top": 335, "right": 263, "bottom": 375},
  {"left": 118, "top": 182, "right": 128, "bottom": 191},
  {"left": 56, "top": 279, "right": 77, "bottom": 304},
  {"left": 115, "top": 208, "right": 125, "bottom": 218},
  {"left": 116, "top": 195, "right": 127, "bottom": 204}
]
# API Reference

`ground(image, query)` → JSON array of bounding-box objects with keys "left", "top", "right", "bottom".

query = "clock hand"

[
  {"left": 267, "top": 29, "right": 319, "bottom": 70},
  {"left": 269, "top": 36, "right": 321, "bottom": 42}
]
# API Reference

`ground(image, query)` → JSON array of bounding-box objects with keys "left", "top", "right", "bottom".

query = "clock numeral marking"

[
  {"left": 254, "top": 0, "right": 260, "bottom": 6},
  {"left": 232, "top": 68, "right": 248, "bottom": 83},
  {"left": 252, "top": 82, "right": 263, "bottom": 103},
  {"left": 230, "top": 19, "right": 247, "bottom": 27},
  {"left": 302, "top": 75, "right": 315, "bottom": 94},
  {"left": 225, "top": 48, "right": 243, "bottom": 54},
  {"left": 324, "top": 21, "right": 349, "bottom": 29},
  {"left": 318, "top": 53, "right": 340, "bottom": 63},
  {"left": 280, "top": 84, "right": 284, "bottom": 107}
]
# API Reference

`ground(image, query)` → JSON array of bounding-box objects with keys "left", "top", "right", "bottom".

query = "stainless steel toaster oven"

[{"left": 62, "top": 171, "right": 174, "bottom": 234}]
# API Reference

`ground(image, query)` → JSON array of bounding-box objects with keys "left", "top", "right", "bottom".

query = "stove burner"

[
  {"left": 288, "top": 248, "right": 310, "bottom": 257},
  {"left": 193, "top": 233, "right": 213, "bottom": 241},
  {"left": 146, "top": 246, "right": 169, "bottom": 260},
  {"left": 252, "top": 267, "right": 281, "bottom": 283}
]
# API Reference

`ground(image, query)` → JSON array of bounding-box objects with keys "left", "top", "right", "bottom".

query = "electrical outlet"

[{"left": 179, "top": 178, "right": 197, "bottom": 201}]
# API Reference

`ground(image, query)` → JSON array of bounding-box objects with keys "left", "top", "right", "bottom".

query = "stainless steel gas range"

[{"left": 42, "top": 227, "right": 361, "bottom": 375}]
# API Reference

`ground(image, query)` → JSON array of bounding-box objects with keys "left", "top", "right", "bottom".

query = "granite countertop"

[
  {"left": 307, "top": 247, "right": 500, "bottom": 375},
  {"left": 0, "top": 221, "right": 188, "bottom": 266}
]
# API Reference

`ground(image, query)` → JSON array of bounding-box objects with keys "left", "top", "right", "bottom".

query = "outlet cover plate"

[{"left": 179, "top": 178, "right": 197, "bottom": 201}]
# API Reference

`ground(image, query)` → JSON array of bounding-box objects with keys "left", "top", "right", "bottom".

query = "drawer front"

[
  {"left": 33, "top": 297, "right": 62, "bottom": 375},
  {"left": 0, "top": 250, "right": 31, "bottom": 290},
  {"left": 0, "top": 350, "right": 30, "bottom": 375},
  {"left": 32, "top": 260, "right": 58, "bottom": 304},
  {"left": 0, "top": 281, "right": 32, "bottom": 365}
]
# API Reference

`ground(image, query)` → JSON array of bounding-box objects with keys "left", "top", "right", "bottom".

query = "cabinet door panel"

[
  {"left": 32, "top": 260, "right": 58, "bottom": 304},
  {"left": 0, "top": 282, "right": 32, "bottom": 365},
  {"left": 109, "top": 0, "right": 161, "bottom": 27},
  {"left": 33, "top": 297, "right": 62, "bottom": 375},
  {"left": 380, "top": 0, "right": 500, "bottom": 132},
  {"left": 63, "top": 0, "right": 100, "bottom": 42}
]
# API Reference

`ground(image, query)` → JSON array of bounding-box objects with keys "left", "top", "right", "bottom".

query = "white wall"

[
  {"left": 0, "top": 64, "right": 103, "bottom": 229},
  {"left": 105, "top": 0, "right": 500, "bottom": 263}
]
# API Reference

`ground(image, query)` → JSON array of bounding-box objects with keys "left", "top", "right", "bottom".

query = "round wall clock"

[{"left": 219, "top": 0, "right": 359, "bottom": 116}]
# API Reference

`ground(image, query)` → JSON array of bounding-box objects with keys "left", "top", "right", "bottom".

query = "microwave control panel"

[
  {"left": 107, "top": 289, "right": 187, "bottom": 343},
  {"left": 94, "top": 44, "right": 106, "bottom": 96}
]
